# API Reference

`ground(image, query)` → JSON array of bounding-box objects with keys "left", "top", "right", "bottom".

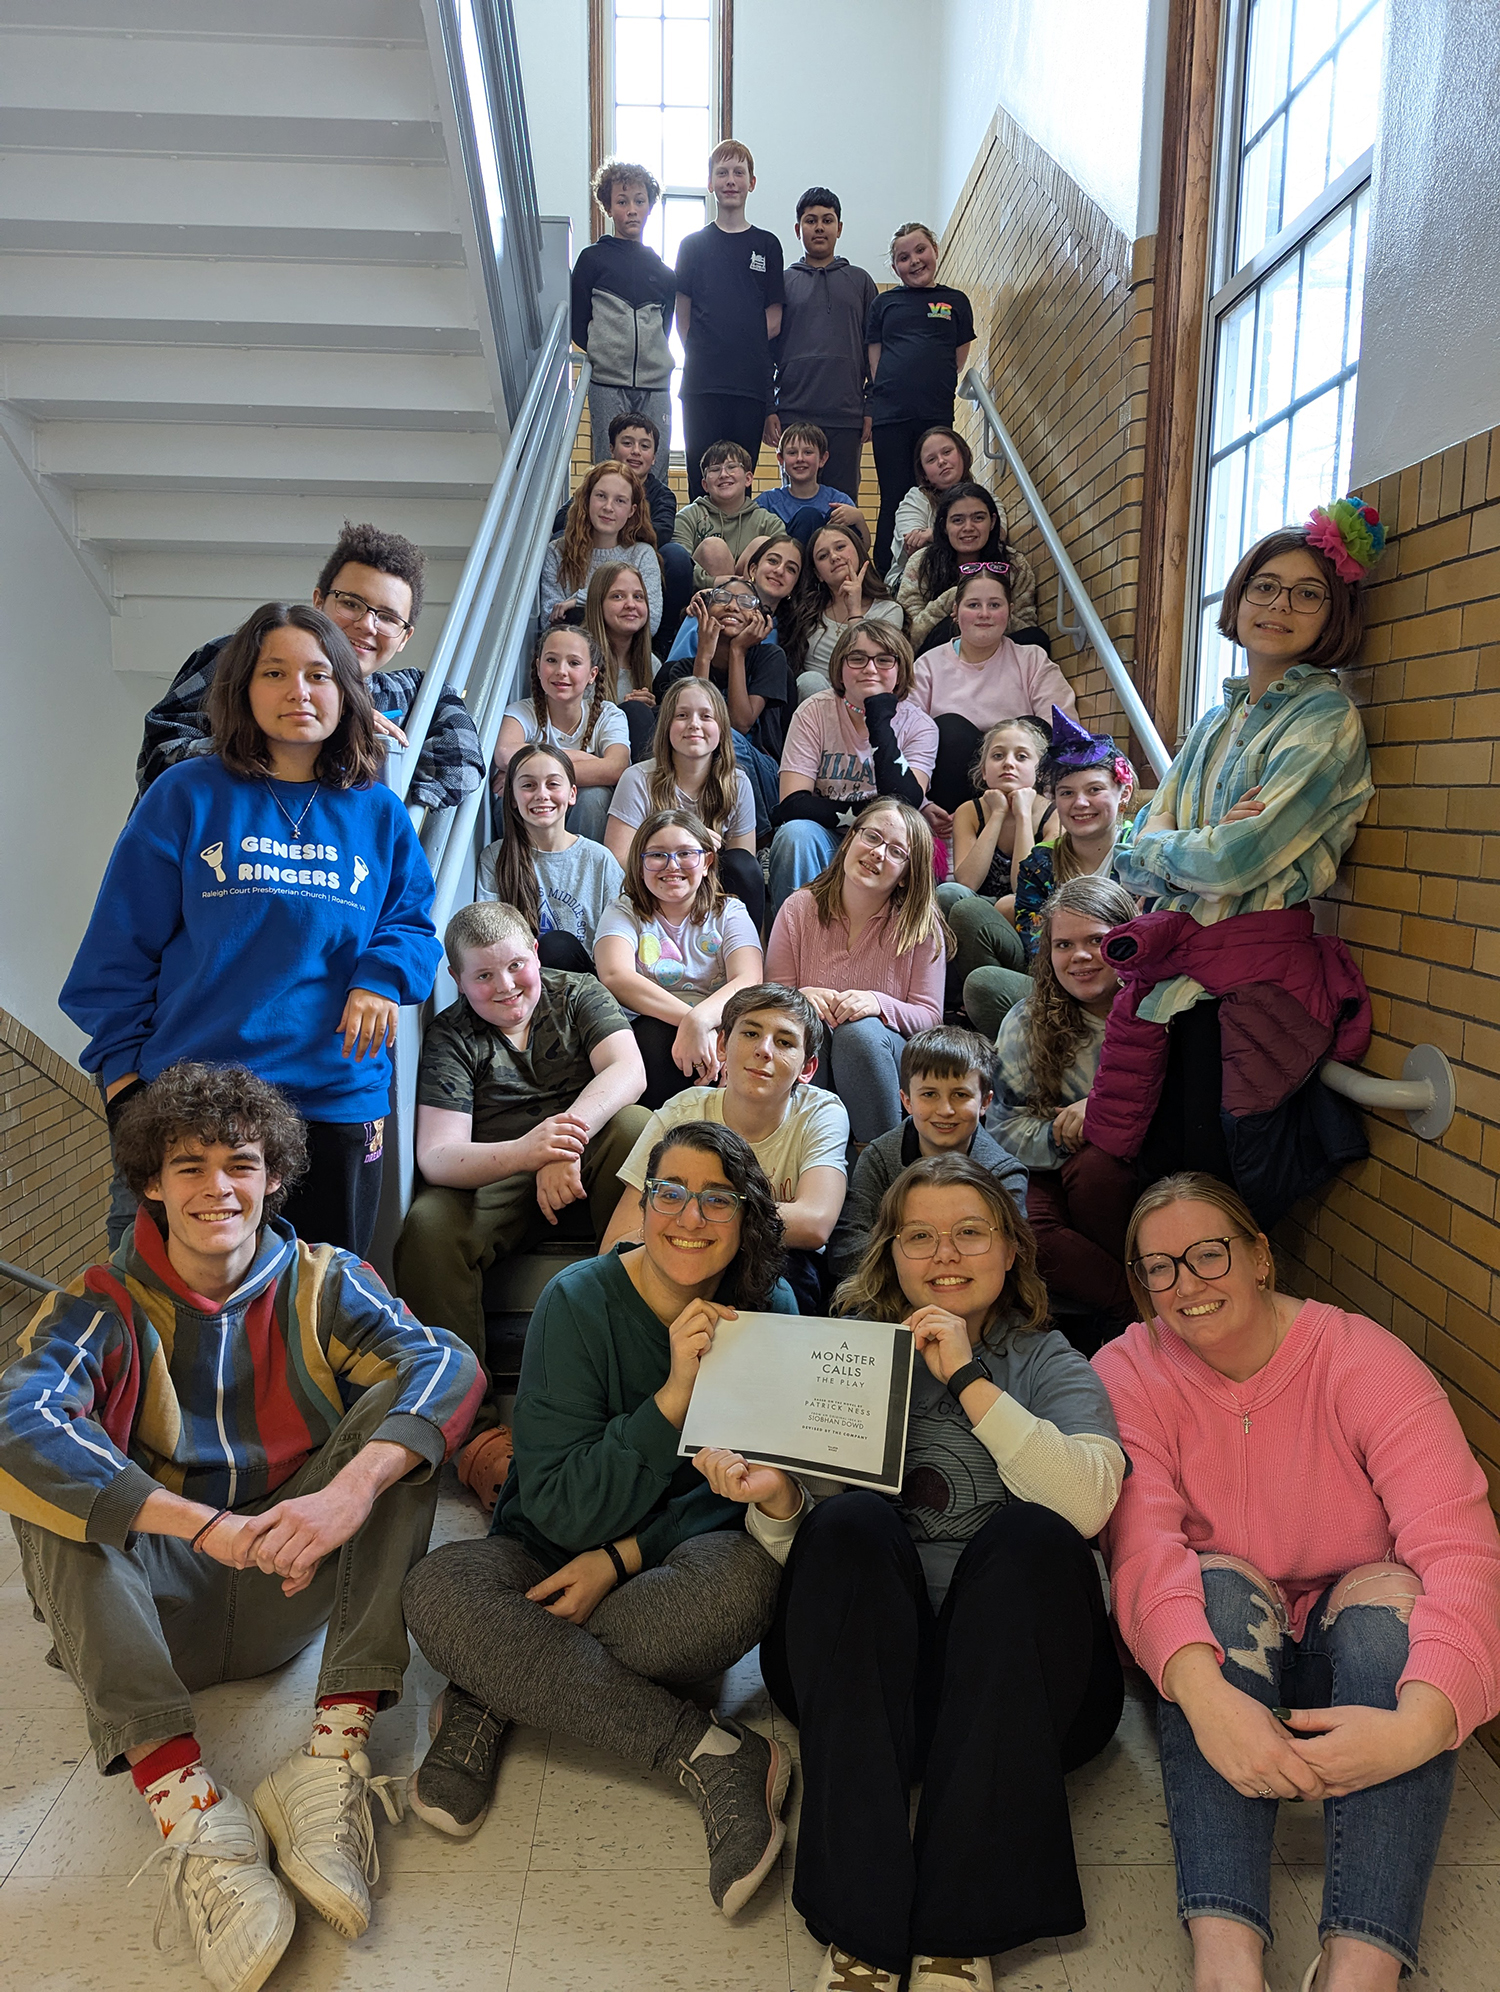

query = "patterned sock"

[
  {"left": 131, "top": 1735, "right": 222, "bottom": 1839},
  {"left": 308, "top": 1692, "right": 379, "bottom": 1760}
]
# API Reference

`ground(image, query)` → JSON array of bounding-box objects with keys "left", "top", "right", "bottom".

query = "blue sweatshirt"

[{"left": 62, "top": 757, "right": 441, "bottom": 1119}]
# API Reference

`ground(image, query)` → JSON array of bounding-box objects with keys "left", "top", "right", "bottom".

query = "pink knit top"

[
  {"left": 765, "top": 888, "right": 944, "bottom": 1037},
  {"left": 1094, "top": 1301, "right": 1500, "bottom": 1742}
]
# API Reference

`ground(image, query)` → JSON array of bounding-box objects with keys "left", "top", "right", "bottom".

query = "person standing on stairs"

[
  {"left": 569, "top": 156, "right": 678, "bottom": 463},
  {"left": 768, "top": 186, "right": 878, "bottom": 504}
]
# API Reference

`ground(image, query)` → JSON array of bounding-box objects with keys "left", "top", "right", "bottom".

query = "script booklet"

[{"left": 679, "top": 1312, "right": 915, "bottom": 1494}]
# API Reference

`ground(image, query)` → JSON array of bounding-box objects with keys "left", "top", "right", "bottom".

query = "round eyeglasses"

[
  {"left": 1130, "top": 1235, "right": 1245, "bottom": 1292},
  {"left": 895, "top": 1219, "right": 997, "bottom": 1260},
  {"left": 853, "top": 825, "right": 910, "bottom": 866},
  {"left": 1242, "top": 576, "right": 1330, "bottom": 615},
  {"left": 644, "top": 1179, "right": 743, "bottom": 1223}
]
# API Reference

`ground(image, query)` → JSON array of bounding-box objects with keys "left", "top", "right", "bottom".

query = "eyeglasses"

[
  {"left": 895, "top": 1219, "right": 997, "bottom": 1260},
  {"left": 1130, "top": 1235, "right": 1247, "bottom": 1293},
  {"left": 642, "top": 847, "right": 707, "bottom": 872},
  {"left": 957, "top": 560, "right": 1011, "bottom": 578},
  {"left": 1242, "top": 576, "right": 1331, "bottom": 615},
  {"left": 323, "top": 588, "right": 413, "bottom": 637},
  {"left": 854, "top": 825, "right": 910, "bottom": 865},
  {"left": 644, "top": 1179, "right": 743, "bottom": 1222}
]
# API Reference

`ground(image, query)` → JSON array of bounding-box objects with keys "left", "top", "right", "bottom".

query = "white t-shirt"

[
  {"left": 608, "top": 760, "right": 756, "bottom": 842},
  {"left": 779, "top": 688, "right": 939, "bottom": 803},
  {"left": 475, "top": 835, "right": 624, "bottom": 944},
  {"left": 502, "top": 698, "right": 631, "bottom": 760},
  {"left": 595, "top": 894, "right": 762, "bottom": 1006},
  {"left": 619, "top": 1083, "right": 850, "bottom": 1203}
]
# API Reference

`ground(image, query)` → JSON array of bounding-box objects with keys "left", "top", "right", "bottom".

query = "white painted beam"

[
  {"left": 0, "top": 107, "right": 447, "bottom": 163},
  {"left": 77, "top": 489, "right": 487, "bottom": 557},
  {"left": 36, "top": 420, "right": 502, "bottom": 493},
  {"left": 0, "top": 2, "right": 426, "bottom": 45}
]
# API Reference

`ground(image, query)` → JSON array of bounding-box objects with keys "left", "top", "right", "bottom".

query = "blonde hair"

[
  {"left": 647, "top": 678, "right": 738, "bottom": 837},
  {"left": 1123, "top": 1172, "right": 1272, "bottom": 1328},
  {"left": 808, "top": 799, "right": 951, "bottom": 966},
  {"left": 621, "top": 808, "right": 726, "bottom": 928},
  {"left": 444, "top": 900, "right": 534, "bottom": 975},
  {"left": 889, "top": 220, "right": 939, "bottom": 267}
]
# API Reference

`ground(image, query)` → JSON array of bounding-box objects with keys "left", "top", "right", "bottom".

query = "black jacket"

[{"left": 570, "top": 236, "right": 677, "bottom": 389}]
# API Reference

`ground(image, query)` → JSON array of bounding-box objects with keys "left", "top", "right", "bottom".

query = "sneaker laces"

[
  {"left": 430, "top": 1692, "right": 503, "bottom": 1774},
  {"left": 129, "top": 1807, "right": 264, "bottom": 1955},
  {"left": 676, "top": 1749, "right": 743, "bottom": 1855},
  {"left": 287, "top": 1756, "right": 405, "bottom": 1889},
  {"left": 828, "top": 1954, "right": 895, "bottom": 1992}
]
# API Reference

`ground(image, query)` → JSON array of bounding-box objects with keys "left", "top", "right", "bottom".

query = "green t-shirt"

[{"left": 417, "top": 971, "right": 630, "bottom": 1143}]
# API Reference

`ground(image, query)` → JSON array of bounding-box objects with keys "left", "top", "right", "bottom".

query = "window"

[
  {"left": 1188, "top": 0, "right": 1385, "bottom": 718},
  {"left": 593, "top": 0, "right": 729, "bottom": 450}
]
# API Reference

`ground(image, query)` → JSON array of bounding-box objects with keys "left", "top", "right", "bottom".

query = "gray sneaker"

[
  {"left": 409, "top": 1686, "right": 506, "bottom": 1838},
  {"left": 676, "top": 1720, "right": 790, "bottom": 1918}
]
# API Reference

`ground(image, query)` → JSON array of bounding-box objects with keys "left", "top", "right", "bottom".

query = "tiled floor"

[{"left": 5, "top": 1491, "right": 1500, "bottom": 1992}]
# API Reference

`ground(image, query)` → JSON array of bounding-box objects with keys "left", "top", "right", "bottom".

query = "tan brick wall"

[
  {"left": 933, "top": 104, "right": 1152, "bottom": 758},
  {"left": 0, "top": 1009, "right": 110, "bottom": 1367},
  {"left": 1276, "top": 426, "right": 1500, "bottom": 1524}
]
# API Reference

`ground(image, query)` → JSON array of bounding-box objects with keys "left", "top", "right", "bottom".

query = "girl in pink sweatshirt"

[
  {"left": 766, "top": 798, "right": 947, "bottom": 1143},
  {"left": 1094, "top": 1172, "right": 1500, "bottom": 1992}
]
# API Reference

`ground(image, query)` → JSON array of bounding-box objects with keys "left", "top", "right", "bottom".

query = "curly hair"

[
  {"left": 621, "top": 808, "right": 725, "bottom": 926},
  {"left": 528, "top": 625, "right": 610, "bottom": 758},
  {"left": 557, "top": 461, "right": 657, "bottom": 594},
  {"left": 1216, "top": 526, "right": 1366, "bottom": 670},
  {"left": 640, "top": 1122, "right": 786, "bottom": 1309},
  {"left": 780, "top": 519, "right": 895, "bottom": 672},
  {"left": 919, "top": 483, "right": 1008, "bottom": 602},
  {"left": 584, "top": 559, "right": 655, "bottom": 699},
  {"left": 1021, "top": 875, "right": 1138, "bottom": 1117},
  {"left": 488, "top": 742, "right": 577, "bottom": 933},
  {"left": 646, "top": 678, "right": 738, "bottom": 837},
  {"left": 114, "top": 1063, "right": 308, "bottom": 1215},
  {"left": 208, "top": 602, "right": 381, "bottom": 789},
  {"left": 314, "top": 519, "right": 426, "bottom": 622},
  {"left": 833, "top": 1153, "right": 1049, "bottom": 1341},
  {"left": 809, "top": 800, "right": 951, "bottom": 966},
  {"left": 593, "top": 156, "right": 661, "bottom": 213}
]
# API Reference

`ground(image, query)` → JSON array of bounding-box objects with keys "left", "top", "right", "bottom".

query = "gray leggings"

[
  {"left": 401, "top": 1528, "right": 781, "bottom": 1774},
  {"left": 815, "top": 1015, "right": 907, "bottom": 1144}
]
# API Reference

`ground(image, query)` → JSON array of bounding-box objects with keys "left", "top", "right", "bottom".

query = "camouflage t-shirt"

[{"left": 417, "top": 972, "right": 631, "bottom": 1144}]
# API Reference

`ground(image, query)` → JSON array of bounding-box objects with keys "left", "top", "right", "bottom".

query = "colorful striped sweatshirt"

[
  {"left": 0, "top": 1212, "right": 481, "bottom": 1548},
  {"left": 1117, "top": 663, "right": 1372, "bottom": 1023}
]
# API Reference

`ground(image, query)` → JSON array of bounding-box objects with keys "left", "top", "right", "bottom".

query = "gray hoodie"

[{"left": 773, "top": 256, "right": 879, "bottom": 428}]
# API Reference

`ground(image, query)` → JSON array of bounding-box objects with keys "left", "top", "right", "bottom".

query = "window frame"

[
  {"left": 1181, "top": 0, "right": 1381, "bottom": 729},
  {"left": 587, "top": 0, "right": 733, "bottom": 247}
]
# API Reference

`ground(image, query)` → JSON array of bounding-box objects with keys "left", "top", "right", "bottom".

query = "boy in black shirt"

[
  {"left": 674, "top": 140, "right": 784, "bottom": 498},
  {"left": 570, "top": 158, "right": 677, "bottom": 463}
]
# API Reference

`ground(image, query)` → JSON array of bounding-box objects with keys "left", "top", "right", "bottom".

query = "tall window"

[
  {"left": 1189, "top": 0, "right": 1385, "bottom": 717},
  {"left": 594, "top": 0, "right": 727, "bottom": 449}
]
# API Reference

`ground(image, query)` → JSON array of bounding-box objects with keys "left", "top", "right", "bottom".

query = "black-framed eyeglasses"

[
  {"left": 1130, "top": 1235, "right": 1247, "bottom": 1293},
  {"left": 644, "top": 1179, "right": 743, "bottom": 1222},
  {"left": 1242, "top": 576, "right": 1330, "bottom": 615},
  {"left": 323, "top": 587, "right": 413, "bottom": 636}
]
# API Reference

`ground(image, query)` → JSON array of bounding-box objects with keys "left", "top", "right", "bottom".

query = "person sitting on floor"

[
  {"left": 992, "top": 876, "right": 1140, "bottom": 1350},
  {"left": 401, "top": 1123, "right": 796, "bottom": 1920},
  {"left": 392, "top": 901, "right": 649, "bottom": 1467},
  {"left": 0, "top": 1062, "right": 481, "bottom": 1992},
  {"left": 495, "top": 625, "right": 631, "bottom": 843},
  {"left": 477, "top": 742, "right": 624, "bottom": 970},
  {"left": 827, "top": 1023, "right": 1028, "bottom": 1285},
  {"left": 766, "top": 799, "right": 948, "bottom": 1146},
  {"left": 594, "top": 808, "right": 765, "bottom": 1108},
  {"left": 696, "top": 1151, "right": 1126, "bottom": 1992},
  {"left": 1096, "top": 1170, "right": 1500, "bottom": 1992},
  {"left": 600, "top": 981, "right": 850, "bottom": 1313}
]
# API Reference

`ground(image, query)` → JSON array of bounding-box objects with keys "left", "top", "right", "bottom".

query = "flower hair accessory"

[
  {"left": 1040, "top": 705, "right": 1136, "bottom": 797},
  {"left": 1304, "top": 495, "right": 1386, "bottom": 583}
]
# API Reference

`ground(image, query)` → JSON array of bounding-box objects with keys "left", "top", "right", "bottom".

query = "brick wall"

[
  {"left": 1277, "top": 423, "right": 1500, "bottom": 1520},
  {"left": 0, "top": 1009, "right": 110, "bottom": 1367},
  {"left": 933, "top": 104, "right": 1152, "bottom": 758}
]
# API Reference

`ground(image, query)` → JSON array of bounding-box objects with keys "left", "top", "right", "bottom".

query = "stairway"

[{"left": 0, "top": 0, "right": 514, "bottom": 681}]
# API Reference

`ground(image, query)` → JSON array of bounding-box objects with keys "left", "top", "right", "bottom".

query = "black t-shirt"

[
  {"left": 655, "top": 640, "right": 792, "bottom": 759},
  {"left": 674, "top": 223, "right": 786, "bottom": 400},
  {"left": 866, "top": 284, "right": 976, "bottom": 425}
]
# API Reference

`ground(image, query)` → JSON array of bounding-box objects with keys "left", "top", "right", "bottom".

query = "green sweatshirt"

[
  {"left": 492, "top": 1247, "right": 796, "bottom": 1569},
  {"left": 673, "top": 495, "right": 786, "bottom": 590}
]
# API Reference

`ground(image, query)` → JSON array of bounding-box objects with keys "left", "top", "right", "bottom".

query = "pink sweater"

[
  {"left": 765, "top": 889, "right": 944, "bottom": 1037},
  {"left": 1094, "top": 1302, "right": 1500, "bottom": 1742}
]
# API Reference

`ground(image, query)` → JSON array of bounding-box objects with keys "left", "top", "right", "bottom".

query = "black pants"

[
  {"left": 717, "top": 844, "right": 766, "bottom": 932},
  {"left": 761, "top": 1492, "right": 1122, "bottom": 1972},
  {"left": 279, "top": 1118, "right": 386, "bottom": 1258},
  {"left": 656, "top": 542, "right": 697, "bottom": 659},
  {"left": 779, "top": 416, "right": 863, "bottom": 503},
  {"left": 929, "top": 711, "right": 985, "bottom": 813},
  {"left": 630, "top": 1015, "right": 691, "bottom": 1109},
  {"left": 872, "top": 417, "right": 946, "bottom": 572},
  {"left": 1136, "top": 996, "right": 1232, "bottom": 1186},
  {"left": 682, "top": 393, "right": 766, "bottom": 498},
  {"left": 536, "top": 931, "right": 594, "bottom": 974},
  {"left": 622, "top": 698, "right": 658, "bottom": 761}
]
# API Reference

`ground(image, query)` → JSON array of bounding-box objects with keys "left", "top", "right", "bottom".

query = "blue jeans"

[
  {"left": 1157, "top": 1557, "right": 1455, "bottom": 1975},
  {"left": 815, "top": 1016, "right": 906, "bottom": 1144},
  {"left": 732, "top": 729, "right": 781, "bottom": 841},
  {"left": 768, "top": 819, "right": 840, "bottom": 915}
]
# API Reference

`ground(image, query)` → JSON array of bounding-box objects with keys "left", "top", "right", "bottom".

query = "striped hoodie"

[{"left": 0, "top": 1211, "right": 481, "bottom": 1548}]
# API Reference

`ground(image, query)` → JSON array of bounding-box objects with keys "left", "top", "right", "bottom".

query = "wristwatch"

[{"left": 945, "top": 1359, "right": 990, "bottom": 1404}]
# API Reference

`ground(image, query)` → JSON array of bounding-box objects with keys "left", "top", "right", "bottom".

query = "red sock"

[
  {"left": 131, "top": 1735, "right": 221, "bottom": 1838},
  {"left": 308, "top": 1692, "right": 379, "bottom": 1760}
]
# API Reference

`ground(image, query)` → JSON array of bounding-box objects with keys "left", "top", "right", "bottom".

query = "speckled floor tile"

[
  {"left": 1286, "top": 1861, "right": 1500, "bottom": 1992},
  {"left": 0, "top": 1570, "right": 84, "bottom": 1711},
  {"left": 266, "top": 1865, "right": 525, "bottom": 1991},
  {"left": 528, "top": 1727, "right": 717, "bottom": 1870},
  {"left": 0, "top": 1712, "right": 86, "bottom": 1879},
  {"left": 1456, "top": 1736, "right": 1500, "bottom": 1820},
  {"left": 1065, "top": 1688, "right": 1174, "bottom": 1865},
  {"left": 507, "top": 1866, "right": 790, "bottom": 1992},
  {"left": 1273, "top": 1760, "right": 1500, "bottom": 1868},
  {"left": 0, "top": 1533, "right": 21, "bottom": 1588}
]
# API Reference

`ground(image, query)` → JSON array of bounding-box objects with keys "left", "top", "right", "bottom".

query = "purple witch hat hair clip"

[{"left": 1038, "top": 705, "right": 1137, "bottom": 796}]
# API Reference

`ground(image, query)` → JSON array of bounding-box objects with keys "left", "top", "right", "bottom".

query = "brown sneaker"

[{"left": 456, "top": 1426, "right": 513, "bottom": 1511}]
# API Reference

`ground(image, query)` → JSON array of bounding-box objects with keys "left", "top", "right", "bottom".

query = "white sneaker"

[
  {"left": 129, "top": 1791, "right": 295, "bottom": 1992},
  {"left": 910, "top": 1959, "right": 994, "bottom": 1992},
  {"left": 811, "top": 1947, "right": 900, "bottom": 1992},
  {"left": 252, "top": 1748, "right": 404, "bottom": 1939}
]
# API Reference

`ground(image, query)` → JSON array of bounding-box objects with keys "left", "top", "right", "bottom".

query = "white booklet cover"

[{"left": 679, "top": 1311, "right": 915, "bottom": 1494}]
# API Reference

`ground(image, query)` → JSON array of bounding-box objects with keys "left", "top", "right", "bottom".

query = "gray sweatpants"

[
  {"left": 589, "top": 384, "right": 673, "bottom": 462},
  {"left": 401, "top": 1528, "right": 781, "bottom": 1773},
  {"left": 15, "top": 1379, "right": 440, "bottom": 1774}
]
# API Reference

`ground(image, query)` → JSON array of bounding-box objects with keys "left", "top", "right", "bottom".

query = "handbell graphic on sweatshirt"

[
  {"left": 350, "top": 855, "right": 370, "bottom": 896},
  {"left": 200, "top": 841, "right": 226, "bottom": 882}
]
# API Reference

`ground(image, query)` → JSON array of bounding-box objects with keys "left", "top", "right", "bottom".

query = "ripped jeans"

[{"left": 1156, "top": 1555, "right": 1455, "bottom": 1976}]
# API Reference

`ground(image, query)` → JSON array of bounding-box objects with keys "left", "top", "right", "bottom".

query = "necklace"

[
  {"left": 1232, "top": 1297, "right": 1287, "bottom": 1433},
  {"left": 263, "top": 778, "right": 320, "bottom": 839}
]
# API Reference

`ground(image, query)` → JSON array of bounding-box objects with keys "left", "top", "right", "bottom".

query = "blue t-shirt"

[{"left": 758, "top": 483, "right": 855, "bottom": 527}]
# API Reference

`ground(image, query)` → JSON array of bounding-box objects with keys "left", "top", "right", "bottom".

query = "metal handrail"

[
  {"left": 958, "top": 367, "right": 1172, "bottom": 780},
  {"left": 1, "top": 1256, "right": 61, "bottom": 1296}
]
